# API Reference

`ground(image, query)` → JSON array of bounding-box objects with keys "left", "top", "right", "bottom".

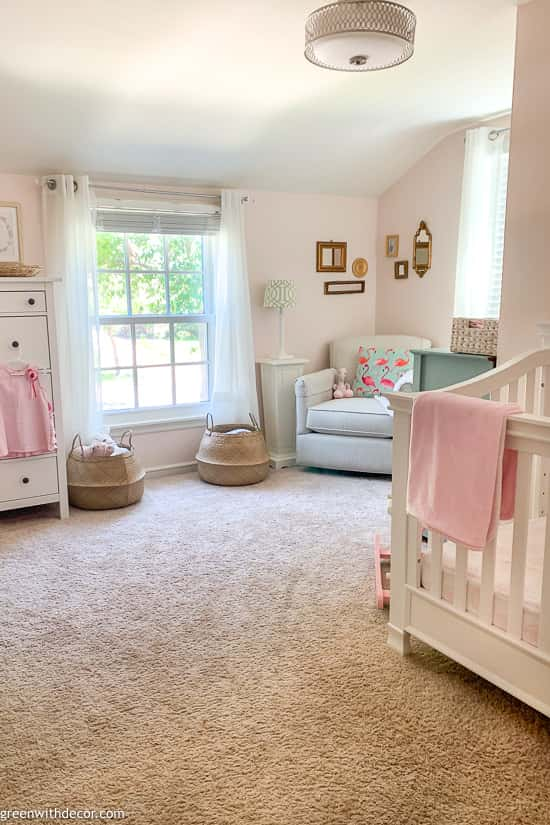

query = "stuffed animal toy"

[
  {"left": 343, "top": 383, "right": 354, "bottom": 398},
  {"left": 80, "top": 441, "right": 115, "bottom": 459},
  {"left": 333, "top": 367, "right": 351, "bottom": 399}
]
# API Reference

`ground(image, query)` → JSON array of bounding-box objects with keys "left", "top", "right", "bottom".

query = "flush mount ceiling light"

[{"left": 305, "top": 1, "right": 416, "bottom": 72}]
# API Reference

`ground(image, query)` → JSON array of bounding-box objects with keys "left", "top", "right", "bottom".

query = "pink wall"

[
  {"left": 0, "top": 174, "right": 44, "bottom": 267},
  {"left": 375, "top": 116, "right": 511, "bottom": 349},
  {"left": 375, "top": 131, "right": 465, "bottom": 347},
  {"left": 246, "top": 190, "right": 377, "bottom": 371},
  {"left": 499, "top": 0, "right": 550, "bottom": 361},
  {"left": 0, "top": 175, "right": 377, "bottom": 469}
]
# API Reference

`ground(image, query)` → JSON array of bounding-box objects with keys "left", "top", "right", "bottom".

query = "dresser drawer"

[
  {"left": 1, "top": 291, "right": 46, "bottom": 314},
  {"left": 0, "top": 316, "right": 50, "bottom": 369},
  {"left": 0, "top": 455, "right": 59, "bottom": 502}
]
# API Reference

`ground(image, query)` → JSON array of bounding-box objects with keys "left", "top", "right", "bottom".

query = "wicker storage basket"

[
  {"left": 451, "top": 317, "right": 499, "bottom": 357},
  {"left": 196, "top": 414, "right": 269, "bottom": 486},
  {"left": 67, "top": 432, "right": 145, "bottom": 510}
]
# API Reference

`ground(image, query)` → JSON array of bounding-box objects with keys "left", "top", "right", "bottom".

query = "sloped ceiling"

[{"left": 0, "top": 0, "right": 517, "bottom": 195}]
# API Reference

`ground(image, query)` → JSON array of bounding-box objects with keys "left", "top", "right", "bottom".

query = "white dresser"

[{"left": 0, "top": 278, "right": 68, "bottom": 518}]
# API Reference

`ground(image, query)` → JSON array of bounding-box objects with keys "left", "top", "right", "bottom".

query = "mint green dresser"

[{"left": 411, "top": 348, "right": 495, "bottom": 392}]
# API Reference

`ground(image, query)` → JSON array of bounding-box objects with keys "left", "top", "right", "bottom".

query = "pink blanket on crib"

[{"left": 407, "top": 392, "right": 521, "bottom": 550}]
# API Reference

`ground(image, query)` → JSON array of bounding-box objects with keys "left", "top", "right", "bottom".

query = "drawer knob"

[
  {"left": 21, "top": 476, "right": 30, "bottom": 485},
  {"left": 11, "top": 340, "right": 20, "bottom": 349},
  {"left": 27, "top": 298, "right": 36, "bottom": 306}
]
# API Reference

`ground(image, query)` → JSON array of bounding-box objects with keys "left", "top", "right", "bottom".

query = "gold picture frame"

[
  {"left": 316, "top": 241, "right": 347, "bottom": 273},
  {"left": 324, "top": 280, "right": 365, "bottom": 295},
  {"left": 385, "top": 235, "right": 399, "bottom": 258},
  {"left": 394, "top": 260, "right": 409, "bottom": 280},
  {"left": 0, "top": 201, "right": 23, "bottom": 264},
  {"left": 413, "top": 220, "right": 432, "bottom": 277}
]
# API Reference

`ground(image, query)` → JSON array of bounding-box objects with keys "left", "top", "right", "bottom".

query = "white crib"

[{"left": 388, "top": 348, "right": 550, "bottom": 717}]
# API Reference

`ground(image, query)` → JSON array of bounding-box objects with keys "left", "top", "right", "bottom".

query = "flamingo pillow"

[{"left": 352, "top": 346, "right": 412, "bottom": 397}]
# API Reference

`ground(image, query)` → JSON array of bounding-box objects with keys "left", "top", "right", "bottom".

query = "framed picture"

[
  {"left": 324, "top": 280, "right": 365, "bottom": 295},
  {"left": 386, "top": 234, "right": 399, "bottom": 258},
  {"left": 394, "top": 260, "right": 409, "bottom": 280},
  {"left": 0, "top": 202, "right": 23, "bottom": 263},
  {"left": 316, "top": 241, "right": 347, "bottom": 273}
]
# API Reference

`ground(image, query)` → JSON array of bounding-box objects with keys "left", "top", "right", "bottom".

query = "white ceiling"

[{"left": 0, "top": 0, "right": 518, "bottom": 195}]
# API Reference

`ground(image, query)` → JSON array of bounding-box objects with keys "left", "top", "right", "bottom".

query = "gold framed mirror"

[
  {"left": 413, "top": 221, "right": 432, "bottom": 278},
  {"left": 316, "top": 241, "right": 347, "bottom": 273}
]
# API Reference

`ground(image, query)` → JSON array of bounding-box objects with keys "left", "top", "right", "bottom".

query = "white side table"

[{"left": 258, "top": 357, "right": 309, "bottom": 470}]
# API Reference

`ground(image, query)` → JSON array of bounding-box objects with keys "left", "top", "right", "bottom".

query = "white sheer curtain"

[
  {"left": 454, "top": 127, "right": 510, "bottom": 319},
  {"left": 42, "top": 175, "right": 103, "bottom": 448},
  {"left": 211, "top": 190, "right": 259, "bottom": 424}
]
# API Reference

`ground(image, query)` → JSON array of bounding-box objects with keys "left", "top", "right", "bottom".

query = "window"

[
  {"left": 454, "top": 127, "right": 510, "bottom": 320},
  {"left": 95, "top": 230, "right": 215, "bottom": 422}
]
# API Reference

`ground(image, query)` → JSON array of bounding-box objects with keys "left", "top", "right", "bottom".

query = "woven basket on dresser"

[
  {"left": 196, "top": 414, "right": 269, "bottom": 487},
  {"left": 451, "top": 318, "right": 499, "bottom": 357},
  {"left": 67, "top": 432, "right": 145, "bottom": 510}
]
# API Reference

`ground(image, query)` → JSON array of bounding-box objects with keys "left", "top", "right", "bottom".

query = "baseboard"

[{"left": 146, "top": 461, "right": 197, "bottom": 479}]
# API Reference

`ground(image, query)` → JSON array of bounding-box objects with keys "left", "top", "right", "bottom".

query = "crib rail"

[
  {"left": 390, "top": 348, "right": 550, "bottom": 517},
  {"left": 387, "top": 349, "right": 550, "bottom": 716},
  {"left": 415, "top": 443, "right": 550, "bottom": 653}
]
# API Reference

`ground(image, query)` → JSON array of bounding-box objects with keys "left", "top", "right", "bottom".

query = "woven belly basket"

[
  {"left": 67, "top": 432, "right": 145, "bottom": 510},
  {"left": 196, "top": 414, "right": 269, "bottom": 486}
]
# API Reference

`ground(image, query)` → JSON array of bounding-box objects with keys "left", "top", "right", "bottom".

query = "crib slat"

[
  {"left": 430, "top": 533, "right": 443, "bottom": 599},
  {"left": 508, "top": 379, "right": 519, "bottom": 404},
  {"left": 479, "top": 537, "right": 497, "bottom": 625},
  {"left": 407, "top": 517, "right": 422, "bottom": 588},
  {"left": 525, "top": 370, "right": 536, "bottom": 414},
  {"left": 539, "top": 516, "right": 550, "bottom": 653},
  {"left": 508, "top": 453, "right": 532, "bottom": 639},
  {"left": 543, "top": 366, "right": 550, "bottom": 416},
  {"left": 454, "top": 544, "right": 468, "bottom": 611}
]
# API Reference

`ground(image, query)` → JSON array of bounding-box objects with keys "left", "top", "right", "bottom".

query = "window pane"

[
  {"left": 168, "top": 236, "right": 202, "bottom": 271},
  {"left": 130, "top": 273, "right": 166, "bottom": 314},
  {"left": 135, "top": 324, "right": 170, "bottom": 366},
  {"left": 99, "top": 324, "right": 133, "bottom": 368},
  {"left": 175, "top": 365, "right": 208, "bottom": 404},
  {"left": 174, "top": 323, "right": 207, "bottom": 363},
  {"left": 127, "top": 233, "right": 164, "bottom": 270},
  {"left": 137, "top": 366, "right": 172, "bottom": 408},
  {"left": 98, "top": 272, "right": 127, "bottom": 316},
  {"left": 169, "top": 272, "right": 204, "bottom": 315},
  {"left": 100, "top": 369, "right": 135, "bottom": 411},
  {"left": 97, "top": 232, "right": 125, "bottom": 270}
]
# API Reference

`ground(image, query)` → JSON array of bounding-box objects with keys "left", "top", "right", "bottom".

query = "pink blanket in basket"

[{"left": 407, "top": 392, "right": 521, "bottom": 550}]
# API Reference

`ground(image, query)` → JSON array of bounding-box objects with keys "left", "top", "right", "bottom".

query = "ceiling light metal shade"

[{"left": 305, "top": 1, "right": 416, "bottom": 72}]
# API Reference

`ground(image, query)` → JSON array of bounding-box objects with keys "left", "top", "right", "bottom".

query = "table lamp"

[{"left": 263, "top": 279, "right": 296, "bottom": 360}]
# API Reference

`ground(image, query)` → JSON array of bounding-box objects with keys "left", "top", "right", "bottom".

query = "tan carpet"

[{"left": 1, "top": 468, "right": 549, "bottom": 824}]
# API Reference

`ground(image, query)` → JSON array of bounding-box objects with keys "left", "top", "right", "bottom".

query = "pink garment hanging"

[
  {"left": 407, "top": 391, "right": 521, "bottom": 550},
  {"left": 0, "top": 365, "right": 56, "bottom": 458}
]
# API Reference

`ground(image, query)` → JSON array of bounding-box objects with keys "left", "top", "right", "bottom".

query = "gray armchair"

[{"left": 295, "top": 335, "right": 431, "bottom": 474}]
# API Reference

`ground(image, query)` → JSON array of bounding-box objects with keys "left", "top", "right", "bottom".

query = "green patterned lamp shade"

[{"left": 263, "top": 279, "right": 296, "bottom": 310}]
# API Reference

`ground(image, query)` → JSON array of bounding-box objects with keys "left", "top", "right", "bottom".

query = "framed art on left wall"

[{"left": 0, "top": 202, "right": 23, "bottom": 263}]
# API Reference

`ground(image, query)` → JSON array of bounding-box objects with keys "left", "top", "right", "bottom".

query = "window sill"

[{"left": 108, "top": 415, "right": 206, "bottom": 437}]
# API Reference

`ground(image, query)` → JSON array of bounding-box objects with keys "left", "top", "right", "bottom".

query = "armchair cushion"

[{"left": 306, "top": 397, "right": 393, "bottom": 439}]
